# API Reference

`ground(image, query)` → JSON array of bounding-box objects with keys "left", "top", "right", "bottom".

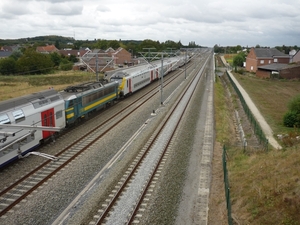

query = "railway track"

[
  {"left": 0, "top": 60, "right": 198, "bottom": 218},
  {"left": 87, "top": 56, "right": 209, "bottom": 225}
]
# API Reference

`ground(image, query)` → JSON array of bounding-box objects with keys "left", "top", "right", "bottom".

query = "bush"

[
  {"left": 60, "top": 63, "right": 73, "bottom": 71},
  {"left": 237, "top": 68, "right": 245, "bottom": 74},
  {"left": 283, "top": 111, "right": 299, "bottom": 127},
  {"left": 288, "top": 94, "right": 300, "bottom": 113}
]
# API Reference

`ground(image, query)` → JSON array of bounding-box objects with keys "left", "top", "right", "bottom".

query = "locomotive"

[{"left": 0, "top": 55, "right": 188, "bottom": 168}]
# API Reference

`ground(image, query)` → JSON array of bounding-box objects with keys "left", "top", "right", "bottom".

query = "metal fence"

[
  {"left": 226, "top": 71, "right": 269, "bottom": 151},
  {"left": 222, "top": 145, "right": 233, "bottom": 225}
]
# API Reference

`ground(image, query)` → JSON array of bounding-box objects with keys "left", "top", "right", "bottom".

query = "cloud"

[
  {"left": 0, "top": 0, "right": 299, "bottom": 47},
  {"left": 47, "top": 3, "right": 83, "bottom": 15},
  {"left": 1, "top": 1, "right": 31, "bottom": 17},
  {"left": 96, "top": 5, "right": 110, "bottom": 13}
]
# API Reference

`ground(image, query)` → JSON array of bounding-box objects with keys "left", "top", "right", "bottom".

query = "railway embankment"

[{"left": 220, "top": 55, "right": 281, "bottom": 150}]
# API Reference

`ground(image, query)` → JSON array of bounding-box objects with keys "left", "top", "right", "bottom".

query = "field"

[
  {"left": 0, "top": 71, "right": 102, "bottom": 101},
  {"left": 215, "top": 72, "right": 300, "bottom": 224},
  {"left": 224, "top": 54, "right": 237, "bottom": 65}
]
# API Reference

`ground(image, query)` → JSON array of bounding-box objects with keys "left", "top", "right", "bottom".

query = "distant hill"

[{"left": 0, "top": 35, "right": 75, "bottom": 46}]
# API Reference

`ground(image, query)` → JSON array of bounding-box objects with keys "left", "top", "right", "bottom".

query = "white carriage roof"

[
  {"left": 110, "top": 56, "right": 181, "bottom": 78},
  {"left": 0, "top": 89, "right": 58, "bottom": 112}
]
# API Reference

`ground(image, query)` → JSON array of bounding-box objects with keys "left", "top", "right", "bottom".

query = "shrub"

[
  {"left": 283, "top": 111, "right": 299, "bottom": 127},
  {"left": 288, "top": 94, "right": 300, "bottom": 113}
]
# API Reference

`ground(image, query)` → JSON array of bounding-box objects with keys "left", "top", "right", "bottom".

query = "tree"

[
  {"left": 233, "top": 54, "right": 244, "bottom": 72},
  {"left": 55, "top": 40, "right": 60, "bottom": 49},
  {"left": 17, "top": 49, "right": 54, "bottom": 74},
  {"left": 94, "top": 39, "right": 109, "bottom": 50},
  {"left": 0, "top": 58, "right": 17, "bottom": 75},
  {"left": 236, "top": 45, "right": 242, "bottom": 52},
  {"left": 68, "top": 55, "right": 78, "bottom": 63},
  {"left": 9, "top": 50, "right": 23, "bottom": 61},
  {"left": 59, "top": 58, "right": 73, "bottom": 71},
  {"left": 108, "top": 40, "right": 120, "bottom": 49},
  {"left": 50, "top": 52, "right": 62, "bottom": 67}
]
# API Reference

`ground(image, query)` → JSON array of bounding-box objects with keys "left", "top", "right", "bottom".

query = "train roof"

[
  {"left": 110, "top": 56, "right": 181, "bottom": 78},
  {"left": 64, "top": 81, "right": 105, "bottom": 93},
  {"left": 0, "top": 89, "right": 59, "bottom": 112},
  {"left": 60, "top": 81, "right": 118, "bottom": 100}
]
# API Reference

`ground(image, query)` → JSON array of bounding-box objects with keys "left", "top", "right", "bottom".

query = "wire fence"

[
  {"left": 225, "top": 70, "right": 269, "bottom": 151},
  {"left": 222, "top": 145, "right": 233, "bottom": 225}
]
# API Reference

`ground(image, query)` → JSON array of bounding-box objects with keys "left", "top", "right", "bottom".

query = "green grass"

[{"left": 232, "top": 73, "right": 300, "bottom": 135}]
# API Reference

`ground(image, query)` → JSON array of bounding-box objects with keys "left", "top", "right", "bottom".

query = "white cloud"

[
  {"left": 0, "top": 0, "right": 299, "bottom": 47},
  {"left": 47, "top": 3, "right": 83, "bottom": 15}
]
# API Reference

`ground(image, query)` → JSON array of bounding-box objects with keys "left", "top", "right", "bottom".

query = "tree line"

[
  {"left": 0, "top": 37, "right": 201, "bottom": 76},
  {"left": 0, "top": 47, "right": 78, "bottom": 75}
]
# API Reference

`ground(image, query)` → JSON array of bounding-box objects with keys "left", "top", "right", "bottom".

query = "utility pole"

[
  {"left": 143, "top": 48, "right": 156, "bottom": 62},
  {"left": 185, "top": 50, "right": 187, "bottom": 79},
  {"left": 180, "top": 48, "right": 192, "bottom": 80},
  {"left": 160, "top": 54, "right": 164, "bottom": 105},
  {"left": 96, "top": 53, "right": 99, "bottom": 82}
]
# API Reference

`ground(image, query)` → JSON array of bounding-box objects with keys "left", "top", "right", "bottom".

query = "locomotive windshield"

[{"left": 110, "top": 72, "right": 125, "bottom": 82}]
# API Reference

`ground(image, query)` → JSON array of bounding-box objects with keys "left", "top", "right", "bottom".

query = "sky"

[{"left": 0, "top": 0, "right": 299, "bottom": 47}]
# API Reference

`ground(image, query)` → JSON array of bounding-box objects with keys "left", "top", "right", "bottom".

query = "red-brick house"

[
  {"left": 79, "top": 49, "right": 114, "bottom": 72},
  {"left": 292, "top": 50, "right": 300, "bottom": 63},
  {"left": 36, "top": 44, "right": 59, "bottom": 54},
  {"left": 58, "top": 49, "right": 89, "bottom": 58},
  {"left": 111, "top": 47, "right": 131, "bottom": 65},
  {"left": 245, "top": 48, "right": 290, "bottom": 72},
  {"left": 75, "top": 47, "right": 133, "bottom": 72}
]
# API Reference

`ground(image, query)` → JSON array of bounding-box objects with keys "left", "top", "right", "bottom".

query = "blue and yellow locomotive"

[{"left": 60, "top": 81, "right": 119, "bottom": 126}]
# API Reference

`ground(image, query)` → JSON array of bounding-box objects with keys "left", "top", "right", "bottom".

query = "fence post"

[{"left": 222, "top": 145, "right": 233, "bottom": 225}]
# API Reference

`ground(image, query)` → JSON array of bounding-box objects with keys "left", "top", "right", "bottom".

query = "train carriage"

[
  {"left": 0, "top": 89, "right": 65, "bottom": 168},
  {"left": 110, "top": 56, "right": 183, "bottom": 97}
]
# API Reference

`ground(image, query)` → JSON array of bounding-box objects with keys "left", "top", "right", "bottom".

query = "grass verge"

[{"left": 214, "top": 71, "right": 300, "bottom": 224}]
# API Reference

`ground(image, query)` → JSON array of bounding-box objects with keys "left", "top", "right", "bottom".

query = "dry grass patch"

[
  {"left": 0, "top": 71, "right": 99, "bottom": 101},
  {"left": 229, "top": 147, "right": 300, "bottom": 225}
]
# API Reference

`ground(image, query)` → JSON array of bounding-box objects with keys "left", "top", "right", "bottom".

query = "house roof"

[
  {"left": 0, "top": 51, "right": 13, "bottom": 58},
  {"left": 36, "top": 44, "right": 58, "bottom": 53},
  {"left": 254, "top": 48, "right": 289, "bottom": 58},
  {"left": 105, "top": 47, "right": 115, "bottom": 53},
  {"left": 58, "top": 49, "right": 88, "bottom": 57},
  {"left": 258, "top": 62, "right": 300, "bottom": 71},
  {"left": 1, "top": 46, "right": 13, "bottom": 51},
  {"left": 258, "top": 63, "right": 288, "bottom": 71}
]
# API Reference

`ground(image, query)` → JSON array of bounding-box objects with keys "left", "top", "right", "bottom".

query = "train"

[{"left": 0, "top": 54, "right": 189, "bottom": 168}]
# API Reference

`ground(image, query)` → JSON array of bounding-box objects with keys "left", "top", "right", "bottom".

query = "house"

[
  {"left": 75, "top": 47, "right": 133, "bottom": 72},
  {"left": 1, "top": 46, "right": 13, "bottom": 52},
  {"left": 36, "top": 44, "right": 58, "bottom": 54},
  {"left": 256, "top": 63, "right": 300, "bottom": 79},
  {"left": 0, "top": 51, "right": 12, "bottom": 59},
  {"left": 245, "top": 48, "right": 290, "bottom": 72},
  {"left": 291, "top": 50, "right": 300, "bottom": 63},
  {"left": 58, "top": 49, "right": 89, "bottom": 58},
  {"left": 111, "top": 47, "right": 132, "bottom": 65},
  {"left": 79, "top": 49, "right": 114, "bottom": 72},
  {"left": 1, "top": 45, "right": 20, "bottom": 52},
  {"left": 0, "top": 45, "right": 20, "bottom": 59}
]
